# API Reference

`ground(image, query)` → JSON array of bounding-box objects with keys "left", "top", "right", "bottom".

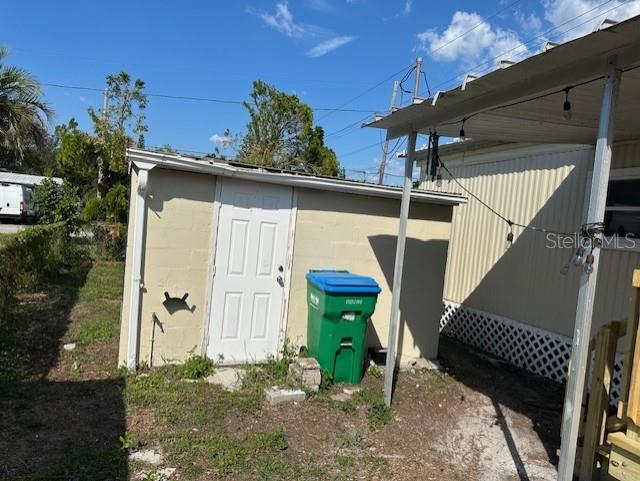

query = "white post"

[
  {"left": 383, "top": 130, "right": 417, "bottom": 406},
  {"left": 557, "top": 58, "right": 621, "bottom": 481},
  {"left": 378, "top": 81, "right": 400, "bottom": 185},
  {"left": 126, "top": 164, "right": 152, "bottom": 369}
]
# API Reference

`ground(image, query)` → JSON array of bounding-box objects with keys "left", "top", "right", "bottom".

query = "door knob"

[{"left": 277, "top": 275, "right": 284, "bottom": 286}]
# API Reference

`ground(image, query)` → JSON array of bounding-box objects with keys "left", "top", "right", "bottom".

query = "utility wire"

[
  {"left": 427, "top": 0, "right": 526, "bottom": 58},
  {"left": 430, "top": 0, "right": 617, "bottom": 92},
  {"left": 41, "top": 82, "right": 378, "bottom": 113},
  {"left": 338, "top": 142, "right": 381, "bottom": 158},
  {"left": 438, "top": 162, "right": 577, "bottom": 238},
  {"left": 316, "top": 63, "right": 415, "bottom": 121}
]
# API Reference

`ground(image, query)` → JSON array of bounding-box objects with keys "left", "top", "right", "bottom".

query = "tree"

[
  {"left": 0, "top": 46, "right": 52, "bottom": 168},
  {"left": 55, "top": 118, "right": 100, "bottom": 194},
  {"left": 239, "top": 80, "right": 341, "bottom": 176},
  {"left": 89, "top": 71, "right": 147, "bottom": 195}
]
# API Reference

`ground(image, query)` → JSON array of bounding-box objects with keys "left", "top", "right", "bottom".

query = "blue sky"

[{"left": 3, "top": 0, "right": 639, "bottom": 182}]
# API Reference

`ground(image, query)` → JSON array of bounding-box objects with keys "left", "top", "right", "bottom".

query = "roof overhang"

[
  {"left": 127, "top": 149, "right": 466, "bottom": 206},
  {"left": 366, "top": 15, "right": 640, "bottom": 144}
]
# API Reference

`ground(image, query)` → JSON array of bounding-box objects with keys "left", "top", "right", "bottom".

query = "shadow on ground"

[
  {"left": 438, "top": 336, "right": 564, "bottom": 477},
  {"left": 0, "top": 263, "right": 127, "bottom": 480}
]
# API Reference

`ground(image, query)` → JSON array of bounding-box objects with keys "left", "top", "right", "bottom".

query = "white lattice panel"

[{"left": 440, "top": 300, "right": 624, "bottom": 405}]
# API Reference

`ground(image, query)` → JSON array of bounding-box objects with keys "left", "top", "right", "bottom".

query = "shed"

[{"left": 117, "top": 149, "right": 465, "bottom": 370}]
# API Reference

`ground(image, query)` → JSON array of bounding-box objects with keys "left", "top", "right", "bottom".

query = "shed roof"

[
  {"left": 0, "top": 171, "right": 63, "bottom": 186},
  {"left": 366, "top": 15, "right": 640, "bottom": 144},
  {"left": 127, "top": 149, "right": 466, "bottom": 206}
]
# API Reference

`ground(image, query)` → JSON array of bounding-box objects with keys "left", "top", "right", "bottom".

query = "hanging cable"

[
  {"left": 422, "top": 71, "right": 432, "bottom": 98},
  {"left": 438, "top": 161, "right": 578, "bottom": 242},
  {"left": 430, "top": 0, "right": 618, "bottom": 92}
]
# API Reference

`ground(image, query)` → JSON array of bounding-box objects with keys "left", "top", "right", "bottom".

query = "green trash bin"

[{"left": 306, "top": 270, "right": 381, "bottom": 384}]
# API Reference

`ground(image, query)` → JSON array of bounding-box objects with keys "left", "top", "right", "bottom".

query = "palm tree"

[{"left": 0, "top": 46, "right": 52, "bottom": 165}]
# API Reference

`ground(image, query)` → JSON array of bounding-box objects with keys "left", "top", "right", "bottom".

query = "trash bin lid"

[{"left": 306, "top": 270, "right": 381, "bottom": 294}]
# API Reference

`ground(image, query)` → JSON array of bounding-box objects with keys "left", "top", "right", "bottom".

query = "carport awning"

[{"left": 366, "top": 16, "right": 640, "bottom": 143}]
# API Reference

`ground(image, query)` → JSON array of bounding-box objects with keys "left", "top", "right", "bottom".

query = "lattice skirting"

[{"left": 440, "top": 299, "right": 623, "bottom": 404}]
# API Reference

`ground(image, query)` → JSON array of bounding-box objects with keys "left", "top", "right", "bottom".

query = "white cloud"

[
  {"left": 515, "top": 11, "right": 543, "bottom": 35},
  {"left": 417, "top": 11, "right": 529, "bottom": 69},
  {"left": 209, "top": 133, "right": 233, "bottom": 148},
  {"left": 403, "top": 0, "right": 413, "bottom": 15},
  {"left": 255, "top": 2, "right": 305, "bottom": 38},
  {"left": 306, "top": 0, "right": 334, "bottom": 12},
  {"left": 307, "top": 35, "right": 356, "bottom": 57},
  {"left": 542, "top": 0, "right": 640, "bottom": 41}
]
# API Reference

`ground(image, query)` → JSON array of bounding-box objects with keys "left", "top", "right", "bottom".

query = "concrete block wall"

[
  {"left": 118, "top": 167, "right": 216, "bottom": 366},
  {"left": 286, "top": 188, "right": 453, "bottom": 361}
]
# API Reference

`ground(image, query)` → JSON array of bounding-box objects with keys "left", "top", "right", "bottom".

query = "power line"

[
  {"left": 429, "top": 0, "right": 617, "bottom": 93},
  {"left": 338, "top": 142, "right": 381, "bottom": 158},
  {"left": 14, "top": 47, "right": 376, "bottom": 87},
  {"left": 427, "top": 0, "right": 526, "bottom": 58},
  {"left": 316, "top": 64, "right": 415, "bottom": 121},
  {"left": 40, "top": 82, "right": 379, "bottom": 113},
  {"left": 438, "top": 162, "right": 577, "bottom": 238}
]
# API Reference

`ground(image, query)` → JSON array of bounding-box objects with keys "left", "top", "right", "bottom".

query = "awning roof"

[{"left": 366, "top": 16, "right": 640, "bottom": 144}]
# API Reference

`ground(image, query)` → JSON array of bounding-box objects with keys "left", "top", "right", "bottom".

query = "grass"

[{"left": 2, "top": 255, "right": 404, "bottom": 481}]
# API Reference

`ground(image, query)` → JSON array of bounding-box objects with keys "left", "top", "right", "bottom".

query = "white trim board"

[{"left": 201, "top": 177, "right": 223, "bottom": 359}]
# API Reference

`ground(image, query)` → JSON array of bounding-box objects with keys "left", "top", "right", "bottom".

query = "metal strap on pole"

[
  {"left": 383, "top": 130, "right": 417, "bottom": 406},
  {"left": 557, "top": 57, "right": 621, "bottom": 481}
]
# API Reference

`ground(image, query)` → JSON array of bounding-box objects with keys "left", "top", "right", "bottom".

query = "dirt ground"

[{"left": 0, "top": 260, "right": 564, "bottom": 481}]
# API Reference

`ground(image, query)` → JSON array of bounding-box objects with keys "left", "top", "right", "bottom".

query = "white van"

[{"left": 0, "top": 183, "right": 36, "bottom": 223}]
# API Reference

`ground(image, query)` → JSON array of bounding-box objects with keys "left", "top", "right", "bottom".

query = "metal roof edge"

[{"left": 127, "top": 149, "right": 467, "bottom": 206}]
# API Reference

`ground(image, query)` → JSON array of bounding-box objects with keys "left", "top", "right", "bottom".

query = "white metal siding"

[{"left": 422, "top": 141, "right": 640, "bottom": 338}]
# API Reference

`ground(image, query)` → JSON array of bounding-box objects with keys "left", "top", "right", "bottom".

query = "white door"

[{"left": 207, "top": 178, "right": 292, "bottom": 363}]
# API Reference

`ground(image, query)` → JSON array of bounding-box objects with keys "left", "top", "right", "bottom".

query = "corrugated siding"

[{"left": 421, "top": 141, "right": 640, "bottom": 338}]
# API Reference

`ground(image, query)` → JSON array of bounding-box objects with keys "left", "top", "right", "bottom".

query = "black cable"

[
  {"left": 430, "top": 0, "right": 617, "bottom": 92},
  {"left": 41, "top": 82, "right": 378, "bottom": 113},
  {"left": 439, "top": 162, "right": 577, "bottom": 238},
  {"left": 422, "top": 71, "right": 432, "bottom": 98},
  {"left": 316, "top": 63, "right": 415, "bottom": 121}
]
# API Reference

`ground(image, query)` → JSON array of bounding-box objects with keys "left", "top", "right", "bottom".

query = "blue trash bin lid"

[{"left": 305, "top": 270, "right": 381, "bottom": 294}]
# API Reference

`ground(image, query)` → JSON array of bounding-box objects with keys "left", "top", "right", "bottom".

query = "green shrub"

[
  {"left": 104, "top": 184, "right": 129, "bottom": 223},
  {"left": 82, "top": 196, "right": 103, "bottom": 222},
  {"left": 33, "top": 178, "right": 81, "bottom": 234},
  {"left": 181, "top": 353, "right": 215, "bottom": 379},
  {"left": 90, "top": 223, "right": 127, "bottom": 260},
  {"left": 0, "top": 223, "right": 79, "bottom": 328}
]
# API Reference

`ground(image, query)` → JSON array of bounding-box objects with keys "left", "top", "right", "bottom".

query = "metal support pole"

[
  {"left": 383, "top": 130, "right": 417, "bottom": 406},
  {"left": 412, "top": 57, "right": 423, "bottom": 102},
  {"left": 97, "top": 88, "right": 109, "bottom": 199},
  {"left": 557, "top": 57, "right": 621, "bottom": 481},
  {"left": 378, "top": 81, "right": 400, "bottom": 185}
]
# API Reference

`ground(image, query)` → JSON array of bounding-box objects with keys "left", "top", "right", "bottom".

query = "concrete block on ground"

[
  {"left": 331, "top": 392, "right": 353, "bottom": 402},
  {"left": 399, "top": 357, "right": 441, "bottom": 371},
  {"left": 288, "top": 357, "right": 321, "bottom": 392},
  {"left": 128, "top": 449, "right": 163, "bottom": 465},
  {"left": 264, "top": 386, "right": 306, "bottom": 404},
  {"left": 342, "top": 385, "right": 362, "bottom": 396},
  {"left": 205, "top": 367, "right": 246, "bottom": 392}
]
